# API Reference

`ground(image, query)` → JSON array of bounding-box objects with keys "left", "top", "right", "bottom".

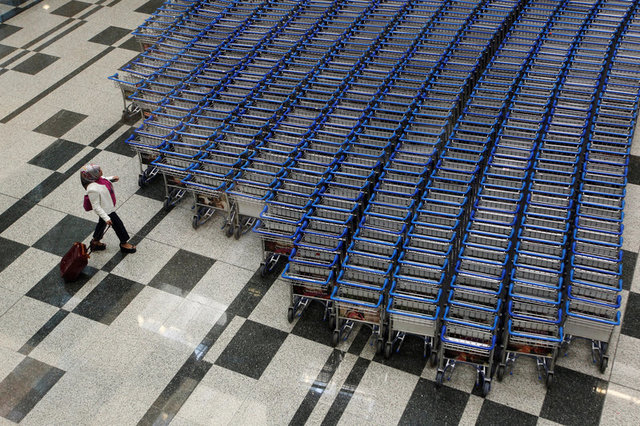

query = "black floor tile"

[
  {"left": 621, "top": 291, "right": 640, "bottom": 339},
  {"left": 104, "top": 126, "right": 136, "bottom": 157},
  {"left": 139, "top": 357, "right": 212, "bottom": 426},
  {"left": 12, "top": 52, "right": 59, "bottom": 75},
  {"left": 22, "top": 172, "right": 67, "bottom": 204},
  {"left": 540, "top": 366, "right": 607, "bottom": 426},
  {"left": 148, "top": 249, "right": 215, "bottom": 297},
  {"left": 118, "top": 36, "right": 141, "bottom": 52},
  {"left": 0, "top": 24, "right": 21, "bottom": 42},
  {"left": 214, "top": 319, "right": 288, "bottom": 380},
  {"left": 622, "top": 250, "right": 637, "bottom": 291},
  {"left": 291, "top": 301, "right": 334, "bottom": 347},
  {"left": 18, "top": 310, "right": 69, "bottom": 356},
  {"left": 0, "top": 357, "right": 65, "bottom": 423},
  {"left": 50, "top": 0, "right": 92, "bottom": 17},
  {"left": 88, "top": 26, "right": 131, "bottom": 46},
  {"left": 372, "top": 334, "right": 429, "bottom": 376},
  {"left": 192, "top": 313, "right": 236, "bottom": 361},
  {"left": 0, "top": 199, "right": 34, "bottom": 234},
  {"left": 28, "top": 139, "right": 85, "bottom": 171},
  {"left": 135, "top": 0, "right": 165, "bottom": 14},
  {"left": 0, "top": 44, "right": 16, "bottom": 60},
  {"left": 347, "top": 324, "right": 373, "bottom": 356},
  {"left": 290, "top": 349, "right": 345, "bottom": 425},
  {"left": 72, "top": 273, "right": 144, "bottom": 325},
  {"left": 33, "top": 214, "right": 96, "bottom": 257},
  {"left": 628, "top": 155, "right": 640, "bottom": 186},
  {"left": 135, "top": 174, "right": 167, "bottom": 202},
  {"left": 26, "top": 265, "right": 99, "bottom": 308},
  {"left": 33, "top": 109, "right": 87, "bottom": 138},
  {"left": 321, "top": 357, "right": 370, "bottom": 425},
  {"left": 0, "top": 237, "right": 28, "bottom": 274},
  {"left": 398, "top": 377, "right": 469, "bottom": 426},
  {"left": 225, "top": 261, "right": 285, "bottom": 318},
  {"left": 476, "top": 399, "right": 538, "bottom": 426}
]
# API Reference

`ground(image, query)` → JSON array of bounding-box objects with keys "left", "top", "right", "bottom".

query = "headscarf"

[{"left": 80, "top": 163, "right": 101, "bottom": 188}]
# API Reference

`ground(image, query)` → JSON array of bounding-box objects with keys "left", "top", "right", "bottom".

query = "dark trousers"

[{"left": 94, "top": 212, "right": 130, "bottom": 244}]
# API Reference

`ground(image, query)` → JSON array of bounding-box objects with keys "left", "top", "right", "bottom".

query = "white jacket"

[{"left": 87, "top": 176, "right": 116, "bottom": 222}]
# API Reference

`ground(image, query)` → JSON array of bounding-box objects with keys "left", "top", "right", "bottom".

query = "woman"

[{"left": 81, "top": 164, "right": 136, "bottom": 253}]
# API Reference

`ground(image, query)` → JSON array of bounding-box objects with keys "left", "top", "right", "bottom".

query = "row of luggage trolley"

[
  {"left": 419, "top": 0, "right": 546, "bottom": 395},
  {"left": 274, "top": 0, "right": 445, "bottom": 321},
  {"left": 563, "top": 7, "right": 640, "bottom": 374},
  {"left": 326, "top": 0, "right": 522, "bottom": 365}
]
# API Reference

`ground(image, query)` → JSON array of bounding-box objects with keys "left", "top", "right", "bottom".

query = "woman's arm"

[{"left": 87, "top": 188, "right": 110, "bottom": 222}]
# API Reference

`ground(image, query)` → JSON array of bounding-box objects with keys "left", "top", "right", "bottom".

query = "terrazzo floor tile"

[
  {"left": 600, "top": 383, "right": 640, "bottom": 426},
  {"left": 0, "top": 296, "right": 59, "bottom": 352}
]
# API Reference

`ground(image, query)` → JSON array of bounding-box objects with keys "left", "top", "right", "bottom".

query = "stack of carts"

[
  {"left": 563, "top": 2, "right": 639, "bottom": 373},
  {"left": 326, "top": 0, "right": 477, "bottom": 351},
  {"left": 278, "top": 0, "right": 397, "bottom": 322},
  {"left": 112, "top": 0, "right": 640, "bottom": 393}
]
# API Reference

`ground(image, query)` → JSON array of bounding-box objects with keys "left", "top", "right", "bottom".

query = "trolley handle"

[
  {"left": 386, "top": 298, "right": 440, "bottom": 320},
  {"left": 507, "top": 320, "right": 563, "bottom": 343},
  {"left": 567, "top": 289, "right": 622, "bottom": 309},
  {"left": 330, "top": 286, "right": 383, "bottom": 308},
  {"left": 443, "top": 307, "right": 499, "bottom": 331},
  {"left": 507, "top": 301, "right": 562, "bottom": 324},
  {"left": 440, "top": 325, "right": 496, "bottom": 350},
  {"left": 564, "top": 300, "right": 621, "bottom": 325}
]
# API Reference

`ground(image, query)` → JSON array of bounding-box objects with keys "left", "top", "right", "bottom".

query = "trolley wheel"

[
  {"left": 482, "top": 380, "right": 491, "bottom": 397},
  {"left": 138, "top": 174, "right": 146, "bottom": 187},
  {"left": 287, "top": 307, "right": 295, "bottom": 324},
  {"left": 375, "top": 338, "right": 383, "bottom": 355},
  {"left": 435, "top": 371, "right": 444, "bottom": 388},
  {"left": 600, "top": 356, "right": 609, "bottom": 374},
  {"left": 425, "top": 342, "right": 432, "bottom": 359},
  {"left": 192, "top": 216, "right": 199, "bottom": 230},
  {"left": 331, "top": 330, "right": 340, "bottom": 347},
  {"left": 225, "top": 225, "right": 234, "bottom": 238},
  {"left": 496, "top": 364, "right": 505, "bottom": 382},
  {"left": 429, "top": 351, "right": 438, "bottom": 368},
  {"left": 163, "top": 197, "right": 174, "bottom": 211},
  {"left": 234, "top": 225, "right": 242, "bottom": 240},
  {"left": 328, "top": 314, "right": 336, "bottom": 330},
  {"left": 384, "top": 342, "right": 393, "bottom": 359},
  {"left": 545, "top": 372, "right": 554, "bottom": 388}
]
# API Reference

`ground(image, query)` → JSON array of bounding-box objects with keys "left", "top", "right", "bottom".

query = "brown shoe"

[
  {"left": 90, "top": 240, "right": 106, "bottom": 251},
  {"left": 120, "top": 243, "right": 136, "bottom": 254}
]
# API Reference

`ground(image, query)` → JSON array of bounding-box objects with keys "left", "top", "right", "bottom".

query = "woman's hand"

[
  {"left": 111, "top": 176, "right": 119, "bottom": 182},
  {"left": 106, "top": 220, "right": 113, "bottom": 226}
]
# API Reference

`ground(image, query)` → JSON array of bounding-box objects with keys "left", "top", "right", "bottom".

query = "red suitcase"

[{"left": 60, "top": 242, "right": 90, "bottom": 282}]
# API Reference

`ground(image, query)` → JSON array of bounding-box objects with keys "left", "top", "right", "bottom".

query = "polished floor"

[{"left": 1, "top": 1, "right": 640, "bottom": 425}]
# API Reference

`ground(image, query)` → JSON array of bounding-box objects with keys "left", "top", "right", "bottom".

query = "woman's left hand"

[{"left": 111, "top": 176, "right": 119, "bottom": 182}]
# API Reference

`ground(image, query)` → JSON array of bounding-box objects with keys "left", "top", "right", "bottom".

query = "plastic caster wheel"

[
  {"left": 234, "top": 225, "right": 242, "bottom": 240},
  {"left": 425, "top": 343, "right": 432, "bottom": 359},
  {"left": 429, "top": 351, "right": 438, "bottom": 368},
  {"left": 192, "top": 216, "right": 199, "bottom": 230},
  {"left": 331, "top": 331, "right": 340, "bottom": 347},
  {"left": 375, "top": 338, "right": 383, "bottom": 355},
  {"left": 163, "top": 197, "right": 174, "bottom": 211},
  {"left": 328, "top": 314, "right": 336, "bottom": 330},
  {"left": 496, "top": 364, "right": 505, "bottom": 382},
  {"left": 138, "top": 174, "right": 146, "bottom": 187},
  {"left": 600, "top": 356, "right": 608, "bottom": 374},
  {"left": 545, "top": 372, "right": 554, "bottom": 388},
  {"left": 435, "top": 371, "right": 444, "bottom": 388},
  {"left": 482, "top": 380, "right": 491, "bottom": 397},
  {"left": 287, "top": 307, "right": 295, "bottom": 323},
  {"left": 384, "top": 342, "right": 393, "bottom": 359},
  {"left": 225, "top": 225, "right": 234, "bottom": 238}
]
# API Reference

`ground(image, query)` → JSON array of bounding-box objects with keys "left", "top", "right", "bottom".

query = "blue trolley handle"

[
  {"left": 507, "top": 321, "right": 564, "bottom": 343},
  {"left": 386, "top": 298, "right": 440, "bottom": 320},
  {"left": 440, "top": 325, "right": 497, "bottom": 350},
  {"left": 330, "top": 286, "right": 383, "bottom": 308},
  {"left": 565, "top": 300, "right": 621, "bottom": 325}
]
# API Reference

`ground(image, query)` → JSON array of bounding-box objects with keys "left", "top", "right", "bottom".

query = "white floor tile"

[
  {"left": 0, "top": 296, "right": 59, "bottom": 351},
  {"left": 0, "top": 204, "right": 66, "bottom": 246},
  {"left": 0, "top": 247, "right": 60, "bottom": 295}
]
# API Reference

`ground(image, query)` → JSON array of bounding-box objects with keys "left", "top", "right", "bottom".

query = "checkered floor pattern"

[{"left": 1, "top": 1, "right": 640, "bottom": 425}]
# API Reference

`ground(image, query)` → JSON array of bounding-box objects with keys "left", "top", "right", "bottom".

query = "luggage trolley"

[{"left": 126, "top": 120, "right": 174, "bottom": 187}]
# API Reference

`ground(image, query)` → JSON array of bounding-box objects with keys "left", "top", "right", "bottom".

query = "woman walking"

[{"left": 81, "top": 164, "right": 136, "bottom": 253}]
